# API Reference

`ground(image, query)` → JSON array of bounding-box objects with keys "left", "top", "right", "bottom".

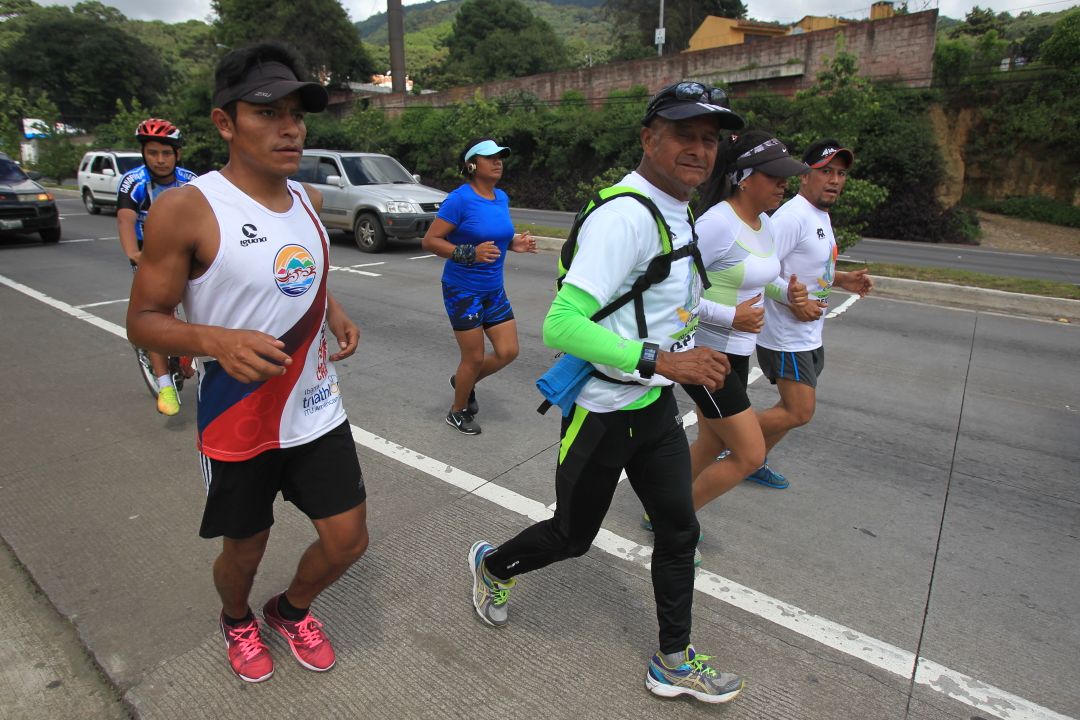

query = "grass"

[
  {"left": 517, "top": 226, "right": 1079, "bottom": 300},
  {"left": 517, "top": 223, "right": 569, "bottom": 239},
  {"left": 837, "top": 260, "right": 1080, "bottom": 300}
]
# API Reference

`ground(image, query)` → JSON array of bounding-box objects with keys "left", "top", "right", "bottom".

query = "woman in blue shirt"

[{"left": 422, "top": 137, "right": 538, "bottom": 435}]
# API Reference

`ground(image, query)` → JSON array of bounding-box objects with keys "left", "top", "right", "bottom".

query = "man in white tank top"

[
  {"left": 751, "top": 139, "right": 874, "bottom": 489},
  {"left": 127, "top": 43, "right": 367, "bottom": 684}
]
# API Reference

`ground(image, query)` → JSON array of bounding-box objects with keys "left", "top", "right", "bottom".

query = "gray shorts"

[{"left": 756, "top": 346, "right": 825, "bottom": 389}]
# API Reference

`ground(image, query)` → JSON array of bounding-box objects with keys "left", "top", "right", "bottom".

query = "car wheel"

[
  {"left": 82, "top": 189, "right": 100, "bottom": 215},
  {"left": 40, "top": 225, "right": 61, "bottom": 243},
  {"left": 353, "top": 212, "right": 387, "bottom": 253}
]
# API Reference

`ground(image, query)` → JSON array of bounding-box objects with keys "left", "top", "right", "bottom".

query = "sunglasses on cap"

[{"left": 646, "top": 82, "right": 729, "bottom": 113}]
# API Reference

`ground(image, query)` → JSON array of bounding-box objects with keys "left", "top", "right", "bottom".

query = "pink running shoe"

[
  {"left": 262, "top": 594, "right": 336, "bottom": 672},
  {"left": 219, "top": 613, "right": 274, "bottom": 683}
]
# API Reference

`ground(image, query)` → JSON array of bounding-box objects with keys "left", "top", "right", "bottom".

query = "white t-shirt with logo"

[
  {"left": 695, "top": 201, "right": 781, "bottom": 356},
  {"left": 757, "top": 194, "right": 837, "bottom": 352},
  {"left": 563, "top": 171, "right": 701, "bottom": 413}
]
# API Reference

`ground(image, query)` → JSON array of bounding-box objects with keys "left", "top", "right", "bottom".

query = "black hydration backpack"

[{"left": 556, "top": 184, "right": 710, "bottom": 339}]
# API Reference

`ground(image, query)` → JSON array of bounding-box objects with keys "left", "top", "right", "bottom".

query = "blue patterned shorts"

[{"left": 442, "top": 282, "right": 515, "bottom": 331}]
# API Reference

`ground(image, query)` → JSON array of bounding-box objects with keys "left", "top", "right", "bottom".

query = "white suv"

[
  {"left": 292, "top": 150, "right": 447, "bottom": 253},
  {"left": 77, "top": 150, "right": 143, "bottom": 214}
]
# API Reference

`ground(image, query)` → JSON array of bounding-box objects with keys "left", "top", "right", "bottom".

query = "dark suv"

[{"left": 0, "top": 154, "right": 61, "bottom": 243}]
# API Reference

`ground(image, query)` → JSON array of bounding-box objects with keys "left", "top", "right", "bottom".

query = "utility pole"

[
  {"left": 655, "top": 0, "right": 666, "bottom": 56},
  {"left": 388, "top": 0, "right": 406, "bottom": 93}
]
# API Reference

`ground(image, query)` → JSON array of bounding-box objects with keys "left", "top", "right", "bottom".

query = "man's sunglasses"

[
  {"left": 649, "top": 81, "right": 728, "bottom": 110},
  {"left": 643, "top": 81, "right": 730, "bottom": 124}
]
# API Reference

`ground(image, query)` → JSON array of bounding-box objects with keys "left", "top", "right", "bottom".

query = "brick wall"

[{"left": 363, "top": 10, "right": 937, "bottom": 112}]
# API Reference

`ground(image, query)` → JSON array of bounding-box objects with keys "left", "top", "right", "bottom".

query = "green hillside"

[{"left": 358, "top": 0, "right": 614, "bottom": 76}]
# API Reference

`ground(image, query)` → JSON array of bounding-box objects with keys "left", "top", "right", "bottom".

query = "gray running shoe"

[
  {"left": 446, "top": 408, "right": 481, "bottom": 435},
  {"left": 646, "top": 645, "right": 744, "bottom": 704},
  {"left": 468, "top": 541, "right": 515, "bottom": 627},
  {"left": 449, "top": 375, "right": 479, "bottom": 415}
]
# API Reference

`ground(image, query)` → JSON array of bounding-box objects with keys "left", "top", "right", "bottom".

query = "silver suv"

[
  {"left": 77, "top": 150, "right": 142, "bottom": 214},
  {"left": 293, "top": 150, "right": 447, "bottom": 253}
]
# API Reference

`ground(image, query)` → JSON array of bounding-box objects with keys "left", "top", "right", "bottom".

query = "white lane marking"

[
  {"left": 409, "top": 254, "right": 436, "bottom": 260},
  {"left": 0, "top": 273, "right": 127, "bottom": 340},
  {"left": 348, "top": 262, "right": 385, "bottom": 268},
  {"left": 329, "top": 265, "right": 381, "bottom": 277},
  {"left": 59, "top": 238, "right": 96, "bottom": 244},
  {"left": 59, "top": 212, "right": 90, "bottom": 218},
  {"left": 4, "top": 271, "right": 1072, "bottom": 720},
  {"left": 75, "top": 298, "right": 129, "bottom": 309},
  {"left": 825, "top": 294, "right": 859, "bottom": 318}
]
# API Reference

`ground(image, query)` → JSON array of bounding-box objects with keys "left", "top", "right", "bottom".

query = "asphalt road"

[
  {"left": 509, "top": 206, "right": 1080, "bottom": 285},
  {"left": 1, "top": 196, "right": 1078, "bottom": 720}
]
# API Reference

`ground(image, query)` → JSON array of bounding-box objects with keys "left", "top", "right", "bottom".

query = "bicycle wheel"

[{"left": 133, "top": 346, "right": 158, "bottom": 399}]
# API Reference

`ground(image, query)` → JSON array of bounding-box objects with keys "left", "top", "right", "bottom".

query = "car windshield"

[
  {"left": 117, "top": 156, "right": 143, "bottom": 173},
  {"left": 340, "top": 155, "right": 415, "bottom": 186},
  {"left": 0, "top": 158, "right": 28, "bottom": 183}
]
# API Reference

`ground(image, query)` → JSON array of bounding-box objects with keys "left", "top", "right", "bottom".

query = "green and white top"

[{"left": 695, "top": 200, "right": 782, "bottom": 356}]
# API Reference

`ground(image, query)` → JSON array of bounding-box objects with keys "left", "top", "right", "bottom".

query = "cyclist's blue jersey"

[{"left": 117, "top": 165, "right": 197, "bottom": 244}]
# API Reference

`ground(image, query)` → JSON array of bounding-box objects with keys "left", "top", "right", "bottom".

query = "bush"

[{"left": 965, "top": 195, "right": 1080, "bottom": 228}]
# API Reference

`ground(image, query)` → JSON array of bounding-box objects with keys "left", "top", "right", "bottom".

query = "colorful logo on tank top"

[{"left": 273, "top": 244, "right": 317, "bottom": 297}]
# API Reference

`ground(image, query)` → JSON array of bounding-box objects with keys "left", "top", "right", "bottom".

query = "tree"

[
  {"left": 1040, "top": 8, "right": 1080, "bottom": 70},
  {"left": 0, "top": 5, "right": 169, "bottom": 127},
  {"left": 212, "top": 0, "right": 374, "bottom": 86},
  {"left": 604, "top": 0, "right": 747, "bottom": 58},
  {"left": 433, "top": 0, "right": 567, "bottom": 86}
]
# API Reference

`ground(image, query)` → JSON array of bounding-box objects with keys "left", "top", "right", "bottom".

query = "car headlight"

[
  {"left": 19, "top": 192, "right": 53, "bottom": 202},
  {"left": 386, "top": 201, "right": 417, "bottom": 214}
]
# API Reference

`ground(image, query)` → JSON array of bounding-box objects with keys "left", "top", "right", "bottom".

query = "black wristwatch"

[{"left": 637, "top": 342, "right": 659, "bottom": 379}]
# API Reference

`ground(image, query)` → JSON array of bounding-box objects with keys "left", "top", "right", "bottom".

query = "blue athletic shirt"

[
  {"left": 437, "top": 184, "right": 515, "bottom": 292},
  {"left": 117, "top": 165, "right": 198, "bottom": 244}
]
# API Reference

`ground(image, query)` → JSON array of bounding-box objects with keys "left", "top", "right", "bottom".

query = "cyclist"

[{"left": 117, "top": 118, "right": 197, "bottom": 416}]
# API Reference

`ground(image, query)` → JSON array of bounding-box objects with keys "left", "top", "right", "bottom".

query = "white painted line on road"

[
  {"left": 826, "top": 295, "right": 859, "bottom": 318},
  {"left": 4, "top": 272, "right": 1072, "bottom": 720},
  {"left": 329, "top": 265, "right": 381, "bottom": 277},
  {"left": 348, "top": 262, "right": 385, "bottom": 268},
  {"left": 75, "top": 298, "right": 128, "bottom": 309},
  {"left": 60, "top": 212, "right": 90, "bottom": 218},
  {"left": 0, "top": 273, "right": 126, "bottom": 340},
  {"left": 59, "top": 238, "right": 96, "bottom": 244},
  {"left": 409, "top": 254, "right": 435, "bottom": 260}
]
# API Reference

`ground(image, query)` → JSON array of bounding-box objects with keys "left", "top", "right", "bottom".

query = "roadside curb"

[
  {"left": 532, "top": 235, "right": 1078, "bottom": 324},
  {"left": 871, "top": 276, "right": 1078, "bottom": 323}
]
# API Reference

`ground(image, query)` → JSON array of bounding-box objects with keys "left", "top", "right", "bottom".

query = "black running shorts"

[
  {"left": 198, "top": 420, "right": 366, "bottom": 539},
  {"left": 681, "top": 353, "right": 752, "bottom": 419}
]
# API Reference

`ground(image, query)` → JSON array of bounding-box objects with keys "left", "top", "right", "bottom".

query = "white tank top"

[{"left": 184, "top": 172, "right": 346, "bottom": 461}]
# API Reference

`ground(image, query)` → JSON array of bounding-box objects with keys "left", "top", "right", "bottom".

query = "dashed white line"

[
  {"left": 59, "top": 238, "right": 96, "bottom": 244},
  {"left": 409, "top": 254, "right": 436, "bottom": 260},
  {"left": 348, "top": 262, "right": 385, "bottom": 268},
  {"left": 825, "top": 294, "right": 859, "bottom": 318},
  {"left": 75, "top": 298, "right": 129, "bottom": 309},
  {"left": 1, "top": 271, "right": 1072, "bottom": 720},
  {"left": 329, "top": 265, "right": 381, "bottom": 277}
]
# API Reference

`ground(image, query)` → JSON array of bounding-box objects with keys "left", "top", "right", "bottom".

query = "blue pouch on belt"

[{"left": 536, "top": 354, "right": 594, "bottom": 416}]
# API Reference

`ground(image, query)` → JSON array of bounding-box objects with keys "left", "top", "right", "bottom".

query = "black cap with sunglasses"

[{"left": 642, "top": 81, "right": 745, "bottom": 130}]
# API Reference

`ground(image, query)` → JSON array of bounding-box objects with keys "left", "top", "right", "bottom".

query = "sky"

[{"left": 41, "top": 0, "right": 1080, "bottom": 26}]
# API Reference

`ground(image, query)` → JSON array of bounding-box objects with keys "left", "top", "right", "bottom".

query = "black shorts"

[
  {"left": 198, "top": 420, "right": 366, "bottom": 539},
  {"left": 756, "top": 346, "right": 825, "bottom": 389},
  {"left": 681, "top": 353, "right": 752, "bottom": 419}
]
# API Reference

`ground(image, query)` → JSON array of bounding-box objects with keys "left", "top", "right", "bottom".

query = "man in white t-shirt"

[
  {"left": 468, "top": 82, "right": 748, "bottom": 704},
  {"left": 749, "top": 139, "right": 874, "bottom": 489}
]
